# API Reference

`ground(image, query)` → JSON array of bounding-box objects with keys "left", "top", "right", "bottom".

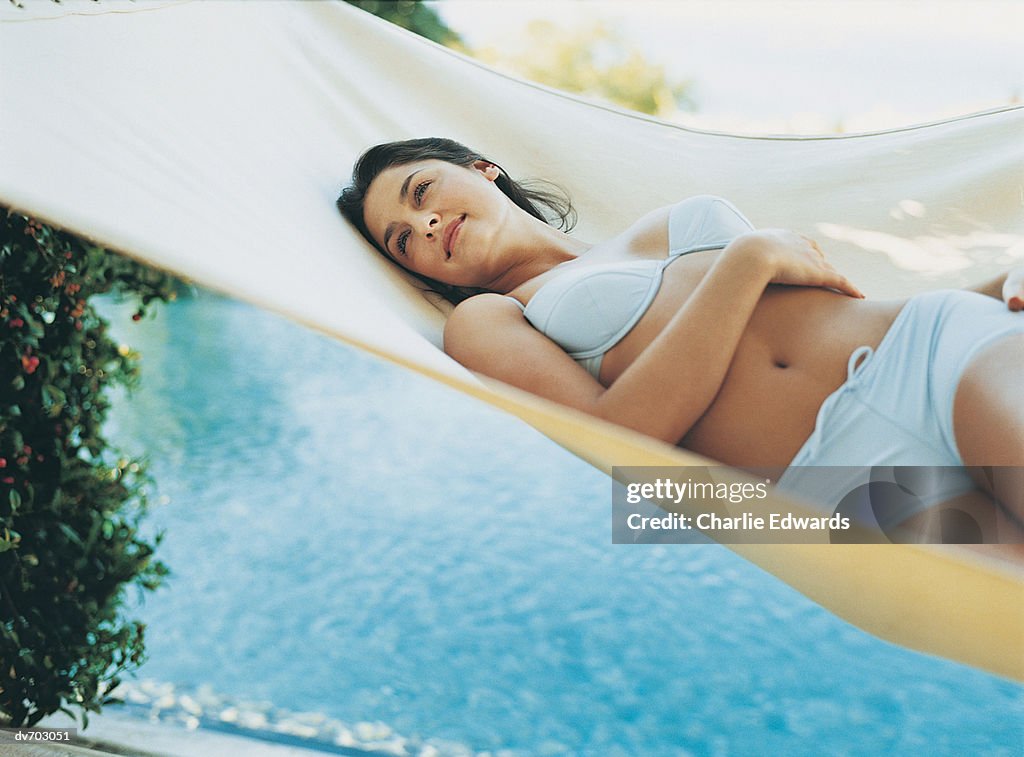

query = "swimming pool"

[{"left": 101, "top": 290, "right": 1023, "bottom": 756}]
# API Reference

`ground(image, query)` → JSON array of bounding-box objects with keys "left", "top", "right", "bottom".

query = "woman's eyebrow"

[{"left": 399, "top": 169, "right": 423, "bottom": 203}]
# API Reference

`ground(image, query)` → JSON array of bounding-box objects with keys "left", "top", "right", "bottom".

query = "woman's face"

[{"left": 362, "top": 158, "right": 510, "bottom": 287}]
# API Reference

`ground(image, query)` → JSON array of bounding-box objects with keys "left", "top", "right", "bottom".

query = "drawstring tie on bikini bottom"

[
  {"left": 847, "top": 345, "right": 874, "bottom": 381},
  {"left": 793, "top": 345, "right": 875, "bottom": 463}
]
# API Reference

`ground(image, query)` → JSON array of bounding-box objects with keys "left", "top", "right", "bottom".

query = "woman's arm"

[
  {"left": 445, "top": 230, "right": 861, "bottom": 444},
  {"left": 595, "top": 229, "right": 861, "bottom": 442},
  {"left": 592, "top": 238, "right": 771, "bottom": 441}
]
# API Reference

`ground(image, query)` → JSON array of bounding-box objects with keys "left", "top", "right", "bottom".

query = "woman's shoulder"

[
  {"left": 443, "top": 292, "right": 602, "bottom": 394},
  {"left": 449, "top": 291, "right": 520, "bottom": 316},
  {"left": 444, "top": 293, "right": 524, "bottom": 344}
]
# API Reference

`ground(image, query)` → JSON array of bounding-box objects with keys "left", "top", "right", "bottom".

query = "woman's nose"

[{"left": 422, "top": 213, "right": 441, "bottom": 239}]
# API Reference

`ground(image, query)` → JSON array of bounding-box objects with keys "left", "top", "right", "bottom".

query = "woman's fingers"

[
  {"left": 1002, "top": 266, "right": 1024, "bottom": 311},
  {"left": 815, "top": 255, "right": 863, "bottom": 298},
  {"left": 766, "top": 230, "right": 862, "bottom": 297},
  {"left": 831, "top": 273, "right": 865, "bottom": 299}
]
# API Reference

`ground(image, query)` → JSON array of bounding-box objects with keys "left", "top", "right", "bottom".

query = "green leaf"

[
  {"left": 42, "top": 384, "right": 67, "bottom": 405},
  {"left": 58, "top": 523, "right": 83, "bottom": 547}
]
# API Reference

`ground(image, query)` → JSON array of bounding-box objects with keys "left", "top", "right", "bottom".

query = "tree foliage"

[
  {"left": 475, "top": 20, "right": 695, "bottom": 118},
  {"left": 0, "top": 211, "right": 177, "bottom": 727},
  {"left": 346, "top": 3, "right": 689, "bottom": 118},
  {"left": 345, "top": 0, "right": 461, "bottom": 46}
]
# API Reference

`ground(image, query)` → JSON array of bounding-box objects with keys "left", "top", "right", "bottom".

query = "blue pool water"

[{"left": 101, "top": 290, "right": 1022, "bottom": 756}]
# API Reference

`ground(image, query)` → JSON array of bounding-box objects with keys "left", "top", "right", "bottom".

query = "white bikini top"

[{"left": 506, "top": 195, "right": 755, "bottom": 379}]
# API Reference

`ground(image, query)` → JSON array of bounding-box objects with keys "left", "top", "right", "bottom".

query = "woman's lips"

[{"left": 443, "top": 215, "right": 464, "bottom": 259}]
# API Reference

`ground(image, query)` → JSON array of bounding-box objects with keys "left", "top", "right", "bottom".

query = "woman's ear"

[{"left": 472, "top": 160, "right": 500, "bottom": 182}]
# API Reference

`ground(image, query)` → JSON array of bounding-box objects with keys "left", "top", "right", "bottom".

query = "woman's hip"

[
  {"left": 788, "top": 289, "right": 1023, "bottom": 466},
  {"left": 778, "top": 289, "right": 1024, "bottom": 527}
]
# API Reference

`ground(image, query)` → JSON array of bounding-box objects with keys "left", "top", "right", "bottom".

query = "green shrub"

[{"left": 0, "top": 210, "right": 178, "bottom": 727}]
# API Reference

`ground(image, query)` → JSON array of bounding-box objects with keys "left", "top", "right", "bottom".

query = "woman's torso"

[{"left": 507, "top": 199, "right": 904, "bottom": 468}]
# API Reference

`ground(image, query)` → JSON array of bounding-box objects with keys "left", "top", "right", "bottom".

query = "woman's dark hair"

[{"left": 337, "top": 137, "right": 576, "bottom": 305}]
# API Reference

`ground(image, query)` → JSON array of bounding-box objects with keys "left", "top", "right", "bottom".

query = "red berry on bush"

[
  {"left": 132, "top": 312, "right": 143, "bottom": 322},
  {"left": 0, "top": 458, "right": 6, "bottom": 468}
]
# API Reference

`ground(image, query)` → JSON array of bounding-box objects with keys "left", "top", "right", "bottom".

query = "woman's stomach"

[{"left": 599, "top": 261, "right": 904, "bottom": 467}]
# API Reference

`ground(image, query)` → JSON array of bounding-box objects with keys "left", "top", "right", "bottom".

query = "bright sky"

[{"left": 430, "top": 0, "right": 1023, "bottom": 134}]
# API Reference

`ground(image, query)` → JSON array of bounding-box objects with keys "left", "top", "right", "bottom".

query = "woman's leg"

[{"left": 952, "top": 332, "right": 1024, "bottom": 525}]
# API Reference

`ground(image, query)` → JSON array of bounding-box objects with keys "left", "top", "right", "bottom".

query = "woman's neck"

[{"left": 486, "top": 214, "right": 591, "bottom": 294}]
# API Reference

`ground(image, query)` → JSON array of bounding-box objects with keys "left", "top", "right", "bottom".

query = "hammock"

[{"left": 1, "top": 0, "right": 1022, "bottom": 681}]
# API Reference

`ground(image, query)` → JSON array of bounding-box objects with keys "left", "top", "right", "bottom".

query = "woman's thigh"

[{"left": 953, "top": 332, "right": 1024, "bottom": 522}]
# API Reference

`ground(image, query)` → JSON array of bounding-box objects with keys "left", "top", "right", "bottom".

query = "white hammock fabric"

[{"left": 1, "top": 1, "right": 1022, "bottom": 680}]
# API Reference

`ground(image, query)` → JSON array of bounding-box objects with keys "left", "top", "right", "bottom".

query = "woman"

[{"left": 339, "top": 138, "right": 1024, "bottom": 542}]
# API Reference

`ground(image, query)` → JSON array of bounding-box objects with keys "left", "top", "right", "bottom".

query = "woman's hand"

[
  {"left": 1002, "top": 264, "right": 1024, "bottom": 311},
  {"left": 729, "top": 229, "right": 865, "bottom": 298}
]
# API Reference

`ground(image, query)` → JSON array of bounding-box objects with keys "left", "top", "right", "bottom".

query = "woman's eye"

[
  {"left": 414, "top": 180, "right": 431, "bottom": 205},
  {"left": 397, "top": 230, "right": 410, "bottom": 256}
]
